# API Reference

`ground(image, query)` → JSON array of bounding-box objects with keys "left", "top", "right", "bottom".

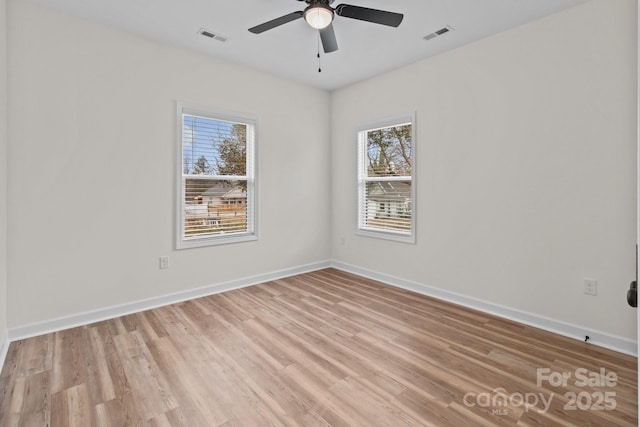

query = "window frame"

[
  {"left": 176, "top": 102, "right": 258, "bottom": 249},
  {"left": 356, "top": 113, "right": 416, "bottom": 244}
]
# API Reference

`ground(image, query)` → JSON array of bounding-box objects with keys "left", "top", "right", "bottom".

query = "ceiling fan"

[{"left": 248, "top": 0, "right": 404, "bottom": 53}]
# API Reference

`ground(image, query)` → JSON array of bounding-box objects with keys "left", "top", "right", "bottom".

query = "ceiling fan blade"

[
  {"left": 335, "top": 4, "right": 403, "bottom": 27},
  {"left": 248, "top": 11, "right": 304, "bottom": 34},
  {"left": 320, "top": 24, "right": 338, "bottom": 53}
]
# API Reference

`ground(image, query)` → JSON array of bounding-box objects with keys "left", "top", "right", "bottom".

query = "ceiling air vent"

[
  {"left": 423, "top": 25, "right": 454, "bottom": 41},
  {"left": 198, "top": 28, "right": 229, "bottom": 42}
]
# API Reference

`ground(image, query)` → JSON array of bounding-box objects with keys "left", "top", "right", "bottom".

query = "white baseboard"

[
  {"left": 0, "top": 333, "right": 9, "bottom": 375},
  {"left": 8, "top": 260, "right": 331, "bottom": 342},
  {"left": 331, "top": 260, "right": 637, "bottom": 357}
]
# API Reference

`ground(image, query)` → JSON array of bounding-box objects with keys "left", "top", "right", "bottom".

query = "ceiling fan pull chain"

[{"left": 317, "top": 31, "right": 322, "bottom": 72}]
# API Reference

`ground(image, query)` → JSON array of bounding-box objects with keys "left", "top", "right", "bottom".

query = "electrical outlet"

[
  {"left": 584, "top": 278, "right": 597, "bottom": 296},
  {"left": 159, "top": 256, "right": 169, "bottom": 269}
]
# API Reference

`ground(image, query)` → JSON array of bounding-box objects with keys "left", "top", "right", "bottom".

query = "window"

[
  {"left": 177, "top": 103, "right": 257, "bottom": 249},
  {"left": 357, "top": 114, "right": 415, "bottom": 243}
]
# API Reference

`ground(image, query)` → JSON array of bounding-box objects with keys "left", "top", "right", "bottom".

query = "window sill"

[
  {"left": 356, "top": 228, "right": 416, "bottom": 244},
  {"left": 177, "top": 233, "right": 257, "bottom": 250}
]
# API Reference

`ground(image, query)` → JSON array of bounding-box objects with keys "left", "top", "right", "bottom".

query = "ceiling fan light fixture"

[{"left": 304, "top": 5, "right": 334, "bottom": 30}]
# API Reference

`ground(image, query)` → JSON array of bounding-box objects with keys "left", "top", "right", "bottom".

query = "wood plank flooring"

[{"left": 0, "top": 268, "right": 637, "bottom": 426}]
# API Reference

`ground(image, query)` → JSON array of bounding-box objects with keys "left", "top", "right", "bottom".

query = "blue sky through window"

[{"left": 182, "top": 114, "right": 237, "bottom": 175}]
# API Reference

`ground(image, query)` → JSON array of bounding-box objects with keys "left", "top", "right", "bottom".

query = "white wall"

[
  {"left": 0, "top": 0, "right": 8, "bottom": 346},
  {"left": 331, "top": 0, "right": 638, "bottom": 341},
  {"left": 7, "top": 2, "right": 331, "bottom": 327}
]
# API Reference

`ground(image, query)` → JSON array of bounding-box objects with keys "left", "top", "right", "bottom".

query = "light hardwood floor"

[{"left": 0, "top": 268, "right": 637, "bottom": 426}]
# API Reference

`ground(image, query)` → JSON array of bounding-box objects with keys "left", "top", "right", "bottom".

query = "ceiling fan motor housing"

[
  {"left": 304, "top": 3, "right": 335, "bottom": 29},
  {"left": 298, "top": 0, "right": 336, "bottom": 4}
]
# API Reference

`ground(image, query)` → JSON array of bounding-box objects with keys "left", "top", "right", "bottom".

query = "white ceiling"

[{"left": 19, "top": 0, "right": 589, "bottom": 91}]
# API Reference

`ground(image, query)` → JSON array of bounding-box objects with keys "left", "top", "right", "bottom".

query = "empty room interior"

[{"left": 0, "top": 0, "right": 638, "bottom": 425}]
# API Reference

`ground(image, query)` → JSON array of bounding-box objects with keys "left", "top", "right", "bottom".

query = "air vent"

[
  {"left": 198, "top": 28, "right": 229, "bottom": 42},
  {"left": 423, "top": 25, "right": 454, "bottom": 41}
]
